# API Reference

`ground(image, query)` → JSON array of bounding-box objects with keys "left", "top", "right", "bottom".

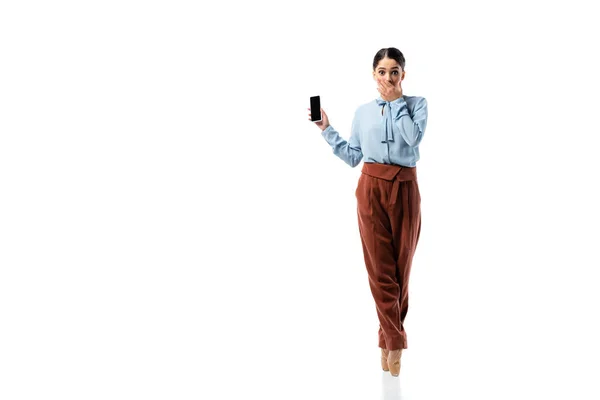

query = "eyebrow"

[{"left": 377, "top": 67, "right": 400, "bottom": 70}]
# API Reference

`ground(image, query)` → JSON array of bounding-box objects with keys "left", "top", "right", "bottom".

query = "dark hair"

[{"left": 373, "top": 48, "right": 406, "bottom": 71}]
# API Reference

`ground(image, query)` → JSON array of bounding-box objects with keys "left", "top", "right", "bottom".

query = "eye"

[
  {"left": 378, "top": 71, "right": 384, "bottom": 74},
  {"left": 392, "top": 71, "right": 398, "bottom": 75}
]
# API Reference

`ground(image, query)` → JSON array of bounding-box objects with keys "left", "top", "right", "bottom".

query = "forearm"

[
  {"left": 395, "top": 116, "right": 424, "bottom": 147},
  {"left": 391, "top": 97, "right": 428, "bottom": 147},
  {"left": 321, "top": 125, "right": 363, "bottom": 167}
]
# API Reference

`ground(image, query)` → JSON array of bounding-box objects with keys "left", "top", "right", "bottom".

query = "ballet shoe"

[
  {"left": 381, "top": 348, "right": 389, "bottom": 371},
  {"left": 387, "top": 349, "right": 402, "bottom": 377}
]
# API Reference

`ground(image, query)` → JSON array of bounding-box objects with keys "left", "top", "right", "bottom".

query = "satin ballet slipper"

[
  {"left": 381, "top": 348, "right": 390, "bottom": 371},
  {"left": 387, "top": 349, "right": 402, "bottom": 377}
]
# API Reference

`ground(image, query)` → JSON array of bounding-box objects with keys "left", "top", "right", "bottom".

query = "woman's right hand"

[{"left": 307, "top": 107, "right": 330, "bottom": 131}]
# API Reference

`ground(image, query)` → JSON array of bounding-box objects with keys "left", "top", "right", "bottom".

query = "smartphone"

[{"left": 310, "top": 96, "right": 321, "bottom": 122}]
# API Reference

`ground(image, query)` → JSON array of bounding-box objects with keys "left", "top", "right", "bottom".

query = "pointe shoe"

[
  {"left": 381, "top": 348, "right": 389, "bottom": 371},
  {"left": 387, "top": 349, "right": 402, "bottom": 377}
]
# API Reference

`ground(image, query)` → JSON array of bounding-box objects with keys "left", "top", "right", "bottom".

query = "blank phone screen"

[{"left": 310, "top": 96, "right": 321, "bottom": 121}]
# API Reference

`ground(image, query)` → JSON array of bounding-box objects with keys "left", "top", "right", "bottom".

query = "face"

[{"left": 372, "top": 57, "right": 405, "bottom": 87}]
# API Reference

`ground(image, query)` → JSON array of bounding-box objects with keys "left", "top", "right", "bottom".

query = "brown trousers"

[{"left": 355, "top": 162, "right": 421, "bottom": 351}]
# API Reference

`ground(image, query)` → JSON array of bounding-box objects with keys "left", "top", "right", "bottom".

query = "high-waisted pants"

[{"left": 355, "top": 162, "right": 421, "bottom": 351}]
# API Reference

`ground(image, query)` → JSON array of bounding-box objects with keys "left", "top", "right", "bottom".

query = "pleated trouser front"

[{"left": 355, "top": 162, "right": 421, "bottom": 351}]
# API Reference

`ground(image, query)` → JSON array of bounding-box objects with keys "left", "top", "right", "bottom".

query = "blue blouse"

[{"left": 320, "top": 95, "right": 428, "bottom": 168}]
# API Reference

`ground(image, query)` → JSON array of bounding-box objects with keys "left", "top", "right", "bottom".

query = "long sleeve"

[
  {"left": 391, "top": 96, "right": 428, "bottom": 147},
  {"left": 320, "top": 110, "right": 363, "bottom": 168}
]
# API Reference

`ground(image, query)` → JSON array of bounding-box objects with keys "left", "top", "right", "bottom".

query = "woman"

[{"left": 307, "top": 47, "right": 428, "bottom": 377}]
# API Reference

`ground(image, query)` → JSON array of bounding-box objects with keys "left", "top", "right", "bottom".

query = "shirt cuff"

[
  {"left": 390, "top": 97, "right": 410, "bottom": 120},
  {"left": 321, "top": 125, "right": 334, "bottom": 135},
  {"left": 320, "top": 125, "right": 336, "bottom": 145}
]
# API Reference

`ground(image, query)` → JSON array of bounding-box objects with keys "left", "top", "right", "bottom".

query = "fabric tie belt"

[{"left": 360, "top": 162, "right": 417, "bottom": 207}]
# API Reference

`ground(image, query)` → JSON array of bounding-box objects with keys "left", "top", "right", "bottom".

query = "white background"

[{"left": 1, "top": 1, "right": 599, "bottom": 399}]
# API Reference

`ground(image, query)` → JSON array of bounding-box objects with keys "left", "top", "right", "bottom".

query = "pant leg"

[
  {"left": 355, "top": 172, "right": 405, "bottom": 350},
  {"left": 387, "top": 179, "right": 421, "bottom": 350}
]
